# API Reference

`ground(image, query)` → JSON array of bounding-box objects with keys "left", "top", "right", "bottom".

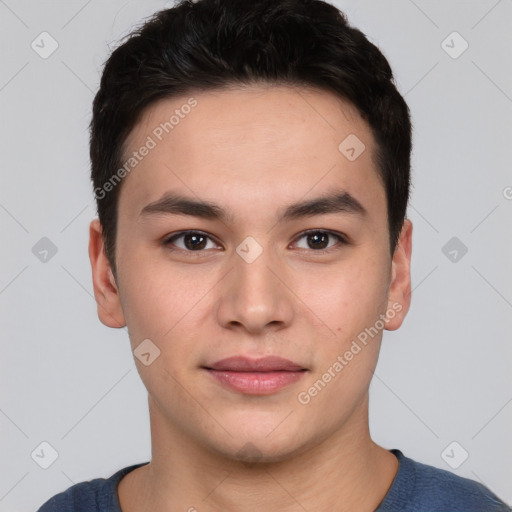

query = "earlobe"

[
  {"left": 385, "top": 219, "right": 413, "bottom": 331},
  {"left": 88, "top": 219, "right": 126, "bottom": 328}
]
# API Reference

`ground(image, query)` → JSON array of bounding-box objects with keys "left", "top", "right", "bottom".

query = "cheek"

[
  {"left": 117, "top": 263, "right": 205, "bottom": 396},
  {"left": 116, "top": 249, "right": 187, "bottom": 341},
  {"left": 293, "top": 254, "right": 390, "bottom": 337},
  {"left": 117, "top": 247, "right": 222, "bottom": 363}
]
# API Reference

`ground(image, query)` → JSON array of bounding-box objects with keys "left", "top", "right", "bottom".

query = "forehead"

[
  {"left": 119, "top": 84, "right": 384, "bottom": 221},
  {"left": 125, "top": 84, "right": 373, "bottom": 155}
]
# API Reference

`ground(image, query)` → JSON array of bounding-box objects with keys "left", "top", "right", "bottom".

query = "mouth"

[{"left": 202, "top": 356, "right": 308, "bottom": 395}]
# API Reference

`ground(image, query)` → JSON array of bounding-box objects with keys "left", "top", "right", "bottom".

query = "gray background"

[{"left": 0, "top": 0, "right": 511, "bottom": 510}]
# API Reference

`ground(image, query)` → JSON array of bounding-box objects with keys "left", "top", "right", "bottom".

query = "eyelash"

[{"left": 162, "top": 229, "right": 349, "bottom": 256}]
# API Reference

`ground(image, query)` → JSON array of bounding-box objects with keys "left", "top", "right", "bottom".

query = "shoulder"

[
  {"left": 36, "top": 462, "right": 149, "bottom": 512},
  {"left": 411, "top": 458, "right": 510, "bottom": 511},
  {"left": 379, "top": 449, "right": 511, "bottom": 512}
]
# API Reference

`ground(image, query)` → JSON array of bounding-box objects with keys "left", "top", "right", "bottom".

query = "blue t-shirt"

[{"left": 37, "top": 449, "right": 510, "bottom": 511}]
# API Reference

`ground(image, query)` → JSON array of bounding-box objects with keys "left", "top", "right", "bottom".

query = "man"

[{"left": 38, "top": 0, "right": 510, "bottom": 510}]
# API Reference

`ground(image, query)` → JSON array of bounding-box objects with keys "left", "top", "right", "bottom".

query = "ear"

[
  {"left": 88, "top": 218, "right": 126, "bottom": 328},
  {"left": 385, "top": 218, "right": 413, "bottom": 331}
]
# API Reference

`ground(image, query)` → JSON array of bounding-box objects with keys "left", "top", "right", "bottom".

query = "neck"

[{"left": 118, "top": 394, "right": 398, "bottom": 512}]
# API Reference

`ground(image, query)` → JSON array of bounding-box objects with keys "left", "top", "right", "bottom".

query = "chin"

[
  {"left": 216, "top": 440, "right": 304, "bottom": 466},
  {"left": 200, "top": 422, "right": 314, "bottom": 466}
]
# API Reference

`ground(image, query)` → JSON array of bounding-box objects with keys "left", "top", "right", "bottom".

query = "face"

[{"left": 89, "top": 85, "right": 412, "bottom": 463}]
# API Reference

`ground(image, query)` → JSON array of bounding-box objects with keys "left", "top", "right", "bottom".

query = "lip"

[
  {"left": 203, "top": 356, "right": 307, "bottom": 395},
  {"left": 207, "top": 356, "right": 305, "bottom": 372}
]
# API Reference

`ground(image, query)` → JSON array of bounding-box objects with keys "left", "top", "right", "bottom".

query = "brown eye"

[
  {"left": 183, "top": 233, "right": 207, "bottom": 250},
  {"left": 294, "top": 230, "right": 346, "bottom": 251},
  {"left": 164, "top": 231, "right": 218, "bottom": 251},
  {"left": 306, "top": 232, "right": 329, "bottom": 249}
]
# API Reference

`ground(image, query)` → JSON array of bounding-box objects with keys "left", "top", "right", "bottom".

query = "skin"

[{"left": 89, "top": 84, "right": 413, "bottom": 512}]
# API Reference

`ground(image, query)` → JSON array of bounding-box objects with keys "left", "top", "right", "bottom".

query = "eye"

[
  {"left": 292, "top": 230, "right": 347, "bottom": 252},
  {"left": 163, "top": 230, "right": 220, "bottom": 251}
]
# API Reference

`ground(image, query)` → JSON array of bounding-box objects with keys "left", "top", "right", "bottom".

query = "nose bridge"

[
  {"left": 216, "top": 238, "right": 294, "bottom": 332},
  {"left": 236, "top": 247, "right": 276, "bottom": 300}
]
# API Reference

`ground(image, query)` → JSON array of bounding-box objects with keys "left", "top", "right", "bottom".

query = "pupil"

[
  {"left": 185, "top": 234, "right": 207, "bottom": 250},
  {"left": 308, "top": 232, "right": 328, "bottom": 249}
]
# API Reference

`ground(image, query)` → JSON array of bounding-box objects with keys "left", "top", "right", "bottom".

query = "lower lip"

[{"left": 206, "top": 369, "right": 306, "bottom": 395}]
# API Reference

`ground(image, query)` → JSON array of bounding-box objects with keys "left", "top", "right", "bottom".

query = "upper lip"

[{"left": 205, "top": 356, "right": 306, "bottom": 372}]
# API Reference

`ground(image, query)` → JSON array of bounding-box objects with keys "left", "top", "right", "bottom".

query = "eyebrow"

[{"left": 139, "top": 189, "right": 367, "bottom": 223}]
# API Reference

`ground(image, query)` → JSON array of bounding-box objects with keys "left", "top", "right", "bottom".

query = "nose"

[{"left": 215, "top": 245, "right": 295, "bottom": 335}]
